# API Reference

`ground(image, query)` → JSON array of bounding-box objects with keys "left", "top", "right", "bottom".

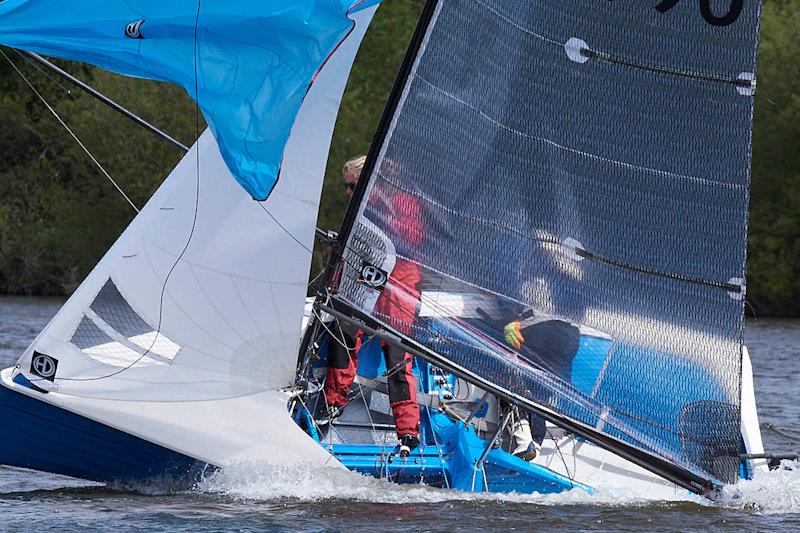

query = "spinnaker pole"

[{"left": 20, "top": 51, "right": 189, "bottom": 152}]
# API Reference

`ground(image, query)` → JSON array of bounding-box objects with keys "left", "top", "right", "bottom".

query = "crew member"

[
  {"left": 322, "top": 155, "right": 366, "bottom": 416},
  {"left": 503, "top": 308, "right": 581, "bottom": 380},
  {"left": 501, "top": 308, "right": 581, "bottom": 461},
  {"left": 323, "top": 154, "right": 422, "bottom": 457}
]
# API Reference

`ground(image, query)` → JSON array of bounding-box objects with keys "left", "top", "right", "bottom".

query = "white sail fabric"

[
  {"left": 4, "top": 6, "right": 377, "bottom": 466},
  {"left": 19, "top": 129, "right": 301, "bottom": 401}
]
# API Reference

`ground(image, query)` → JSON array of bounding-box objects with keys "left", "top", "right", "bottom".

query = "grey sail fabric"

[{"left": 335, "top": 0, "right": 761, "bottom": 486}]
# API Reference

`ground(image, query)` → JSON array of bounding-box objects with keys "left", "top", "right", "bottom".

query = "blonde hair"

[{"left": 342, "top": 154, "right": 367, "bottom": 177}]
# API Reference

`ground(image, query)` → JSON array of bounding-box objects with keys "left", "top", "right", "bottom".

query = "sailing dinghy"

[{"left": 0, "top": 0, "right": 785, "bottom": 498}]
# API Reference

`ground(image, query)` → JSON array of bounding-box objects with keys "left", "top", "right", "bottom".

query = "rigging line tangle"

[{"left": 1, "top": 49, "right": 140, "bottom": 214}]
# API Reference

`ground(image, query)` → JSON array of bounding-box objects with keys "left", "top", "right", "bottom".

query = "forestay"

[{"left": 333, "top": 0, "right": 762, "bottom": 488}]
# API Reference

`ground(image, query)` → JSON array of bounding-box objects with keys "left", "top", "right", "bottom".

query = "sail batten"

[{"left": 333, "top": 0, "right": 762, "bottom": 487}]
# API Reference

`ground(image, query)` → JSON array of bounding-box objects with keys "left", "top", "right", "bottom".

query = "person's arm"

[
  {"left": 502, "top": 308, "right": 542, "bottom": 350},
  {"left": 504, "top": 320, "right": 524, "bottom": 350}
]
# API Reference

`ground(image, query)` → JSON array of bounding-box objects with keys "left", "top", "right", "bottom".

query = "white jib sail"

[{"left": 1, "top": 6, "right": 378, "bottom": 468}]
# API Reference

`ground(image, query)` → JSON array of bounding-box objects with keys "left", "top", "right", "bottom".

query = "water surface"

[{"left": 1, "top": 297, "right": 799, "bottom": 532}]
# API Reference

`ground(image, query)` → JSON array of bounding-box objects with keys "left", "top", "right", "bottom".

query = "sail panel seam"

[
  {"left": 374, "top": 173, "right": 743, "bottom": 293},
  {"left": 470, "top": 0, "right": 561, "bottom": 47},
  {"left": 414, "top": 75, "right": 747, "bottom": 191}
]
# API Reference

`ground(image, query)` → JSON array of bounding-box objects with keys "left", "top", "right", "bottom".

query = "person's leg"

[
  {"left": 374, "top": 259, "right": 421, "bottom": 335},
  {"left": 511, "top": 417, "right": 533, "bottom": 455},
  {"left": 529, "top": 414, "right": 547, "bottom": 445},
  {"left": 382, "top": 342, "right": 419, "bottom": 439},
  {"left": 509, "top": 407, "right": 541, "bottom": 461},
  {"left": 323, "top": 325, "right": 361, "bottom": 408}
]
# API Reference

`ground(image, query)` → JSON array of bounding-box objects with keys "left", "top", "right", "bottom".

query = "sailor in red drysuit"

[
  {"left": 323, "top": 155, "right": 365, "bottom": 413},
  {"left": 323, "top": 155, "right": 422, "bottom": 455}
]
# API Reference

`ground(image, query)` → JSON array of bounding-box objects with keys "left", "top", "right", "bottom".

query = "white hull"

[{"left": 534, "top": 345, "right": 766, "bottom": 498}]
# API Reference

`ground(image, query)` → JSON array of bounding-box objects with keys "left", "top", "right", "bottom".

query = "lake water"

[{"left": 1, "top": 297, "right": 799, "bottom": 532}]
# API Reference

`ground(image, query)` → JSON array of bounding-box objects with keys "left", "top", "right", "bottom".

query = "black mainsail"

[{"left": 328, "top": 0, "right": 762, "bottom": 493}]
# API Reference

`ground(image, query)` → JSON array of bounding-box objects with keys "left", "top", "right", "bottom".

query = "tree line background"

[{"left": 0, "top": 0, "right": 797, "bottom": 317}]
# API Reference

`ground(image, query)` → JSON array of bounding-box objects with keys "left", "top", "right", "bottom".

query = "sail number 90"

[{"left": 655, "top": 0, "right": 744, "bottom": 27}]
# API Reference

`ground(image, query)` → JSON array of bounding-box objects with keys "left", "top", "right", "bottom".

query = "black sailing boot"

[{"left": 399, "top": 434, "right": 420, "bottom": 458}]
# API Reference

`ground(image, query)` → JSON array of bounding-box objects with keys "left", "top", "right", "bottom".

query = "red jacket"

[{"left": 374, "top": 191, "right": 423, "bottom": 335}]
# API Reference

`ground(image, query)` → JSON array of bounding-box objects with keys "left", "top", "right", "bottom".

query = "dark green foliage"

[
  {"left": 0, "top": 0, "right": 797, "bottom": 318},
  {"left": 0, "top": 52, "right": 197, "bottom": 295},
  {"left": 748, "top": 0, "right": 800, "bottom": 316}
]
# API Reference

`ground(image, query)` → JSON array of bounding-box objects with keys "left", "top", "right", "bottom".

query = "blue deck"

[
  {"left": 325, "top": 428, "right": 589, "bottom": 495},
  {"left": 299, "top": 334, "right": 592, "bottom": 495}
]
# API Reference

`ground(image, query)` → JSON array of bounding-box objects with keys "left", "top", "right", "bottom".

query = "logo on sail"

[
  {"left": 30, "top": 351, "right": 58, "bottom": 381},
  {"left": 125, "top": 19, "right": 145, "bottom": 39},
  {"left": 359, "top": 264, "right": 387, "bottom": 289}
]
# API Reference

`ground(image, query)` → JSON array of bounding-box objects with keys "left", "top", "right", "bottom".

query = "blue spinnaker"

[{"left": 0, "top": 0, "right": 380, "bottom": 200}]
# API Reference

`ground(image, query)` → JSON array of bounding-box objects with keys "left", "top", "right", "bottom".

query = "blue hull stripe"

[{"left": 0, "top": 383, "right": 210, "bottom": 484}]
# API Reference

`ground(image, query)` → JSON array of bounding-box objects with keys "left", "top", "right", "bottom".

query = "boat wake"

[
  {"left": 717, "top": 461, "right": 800, "bottom": 514},
  {"left": 196, "top": 461, "right": 687, "bottom": 507},
  {"left": 197, "top": 460, "right": 800, "bottom": 512}
]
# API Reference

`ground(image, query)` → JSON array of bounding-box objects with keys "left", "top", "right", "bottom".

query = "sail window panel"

[
  {"left": 84, "top": 279, "right": 181, "bottom": 362},
  {"left": 418, "top": 291, "right": 501, "bottom": 318},
  {"left": 90, "top": 279, "right": 153, "bottom": 338},
  {"left": 128, "top": 332, "right": 181, "bottom": 361},
  {"left": 70, "top": 315, "right": 115, "bottom": 351},
  {"left": 338, "top": 0, "right": 761, "bottom": 485},
  {"left": 70, "top": 316, "right": 165, "bottom": 368},
  {"left": 82, "top": 341, "right": 166, "bottom": 368}
]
